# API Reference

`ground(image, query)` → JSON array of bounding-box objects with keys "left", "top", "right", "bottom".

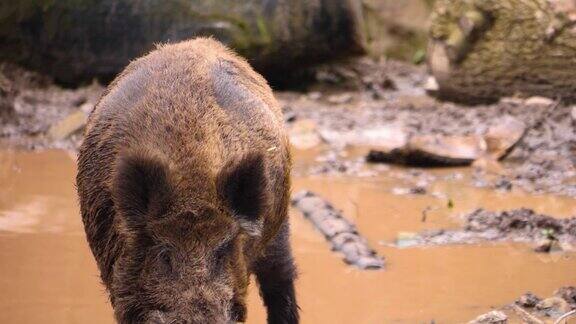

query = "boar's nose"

[{"left": 146, "top": 310, "right": 167, "bottom": 324}]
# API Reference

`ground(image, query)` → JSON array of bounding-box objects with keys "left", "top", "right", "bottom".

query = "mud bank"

[
  {"left": 0, "top": 63, "right": 104, "bottom": 150},
  {"left": 1, "top": 58, "right": 574, "bottom": 196},
  {"left": 396, "top": 208, "right": 576, "bottom": 252},
  {"left": 469, "top": 287, "right": 576, "bottom": 323},
  {"left": 281, "top": 59, "right": 576, "bottom": 197}
]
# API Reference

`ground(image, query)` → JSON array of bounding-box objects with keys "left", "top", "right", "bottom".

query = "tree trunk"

[
  {"left": 427, "top": 0, "right": 576, "bottom": 102},
  {"left": 0, "top": 0, "right": 365, "bottom": 86}
]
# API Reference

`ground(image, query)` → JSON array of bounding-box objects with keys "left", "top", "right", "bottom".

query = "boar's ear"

[
  {"left": 113, "top": 151, "right": 173, "bottom": 227},
  {"left": 217, "top": 153, "right": 270, "bottom": 223}
]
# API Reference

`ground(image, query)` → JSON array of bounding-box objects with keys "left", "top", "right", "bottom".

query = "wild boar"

[{"left": 76, "top": 38, "right": 298, "bottom": 324}]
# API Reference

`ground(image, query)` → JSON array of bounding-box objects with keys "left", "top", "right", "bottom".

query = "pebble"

[
  {"left": 516, "top": 292, "right": 541, "bottom": 308},
  {"left": 535, "top": 296, "right": 571, "bottom": 317},
  {"left": 468, "top": 310, "right": 508, "bottom": 324},
  {"left": 327, "top": 93, "right": 353, "bottom": 104},
  {"left": 524, "top": 96, "right": 554, "bottom": 106}
]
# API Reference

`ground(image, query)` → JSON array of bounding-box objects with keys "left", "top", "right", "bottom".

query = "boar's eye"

[
  {"left": 157, "top": 248, "right": 174, "bottom": 274},
  {"left": 212, "top": 240, "right": 233, "bottom": 271}
]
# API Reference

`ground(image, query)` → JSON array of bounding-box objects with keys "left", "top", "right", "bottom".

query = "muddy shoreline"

[
  {"left": 386, "top": 208, "right": 576, "bottom": 252},
  {"left": 279, "top": 59, "right": 575, "bottom": 197},
  {"left": 4, "top": 58, "right": 574, "bottom": 197}
]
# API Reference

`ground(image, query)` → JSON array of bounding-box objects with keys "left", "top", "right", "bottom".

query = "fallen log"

[
  {"left": 366, "top": 116, "right": 525, "bottom": 167},
  {"left": 291, "top": 190, "right": 384, "bottom": 270},
  {"left": 427, "top": 0, "right": 576, "bottom": 102},
  {"left": 0, "top": 0, "right": 365, "bottom": 86}
]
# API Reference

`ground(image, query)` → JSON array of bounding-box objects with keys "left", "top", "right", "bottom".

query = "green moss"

[{"left": 256, "top": 15, "right": 272, "bottom": 46}]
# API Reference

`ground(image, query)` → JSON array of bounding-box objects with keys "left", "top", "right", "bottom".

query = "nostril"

[{"left": 146, "top": 310, "right": 167, "bottom": 324}]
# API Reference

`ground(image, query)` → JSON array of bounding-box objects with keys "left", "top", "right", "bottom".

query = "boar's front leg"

[{"left": 254, "top": 221, "right": 299, "bottom": 324}]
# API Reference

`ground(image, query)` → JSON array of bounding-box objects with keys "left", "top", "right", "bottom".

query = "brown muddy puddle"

[{"left": 1, "top": 149, "right": 575, "bottom": 323}]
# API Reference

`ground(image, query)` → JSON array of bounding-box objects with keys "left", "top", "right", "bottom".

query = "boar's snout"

[
  {"left": 144, "top": 308, "right": 232, "bottom": 324},
  {"left": 145, "top": 310, "right": 167, "bottom": 324}
]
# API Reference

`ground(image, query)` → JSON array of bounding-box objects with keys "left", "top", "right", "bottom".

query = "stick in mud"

[{"left": 291, "top": 190, "right": 385, "bottom": 270}]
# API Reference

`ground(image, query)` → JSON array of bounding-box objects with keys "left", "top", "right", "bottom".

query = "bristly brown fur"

[
  {"left": 76, "top": 37, "right": 298, "bottom": 324},
  {"left": 113, "top": 149, "right": 173, "bottom": 229},
  {"left": 216, "top": 153, "right": 271, "bottom": 223}
]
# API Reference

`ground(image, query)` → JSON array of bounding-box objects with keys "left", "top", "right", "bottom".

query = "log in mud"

[
  {"left": 291, "top": 190, "right": 384, "bottom": 270},
  {"left": 428, "top": 0, "right": 576, "bottom": 102},
  {"left": 0, "top": 0, "right": 365, "bottom": 86}
]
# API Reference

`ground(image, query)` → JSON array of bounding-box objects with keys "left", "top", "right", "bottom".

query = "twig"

[
  {"left": 554, "top": 309, "right": 576, "bottom": 324},
  {"left": 421, "top": 206, "right": 432, "bottom": 222},
  {"left": 509, "top": 304, "right": 544, "bottom": 324}
]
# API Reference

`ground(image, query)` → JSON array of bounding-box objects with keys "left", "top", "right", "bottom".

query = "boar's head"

[{"left": 110, "top": 150, "right": 270, "bottom": 324}]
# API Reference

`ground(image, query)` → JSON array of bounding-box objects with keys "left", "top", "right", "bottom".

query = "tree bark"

[{"left": 427, "top": 0, "right": 576, "bottom": 102}]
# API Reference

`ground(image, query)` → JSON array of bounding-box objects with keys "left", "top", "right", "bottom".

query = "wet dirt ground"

[
  {"left": 3, "top": 58, "right": 575, "bottom": 198},
  {"left": 1, "top": 149, "right": 575, "bottom": 323}
]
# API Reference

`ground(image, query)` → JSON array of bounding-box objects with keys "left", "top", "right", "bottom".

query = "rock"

[
  {"left": 525, "top": 96, "right": 555, "bottom": 107},
  {"left": 366, "top": 116, "right": 524, "bottom": 167},
  {"left": 493, "top": 178, "right": 513, "bottom": 191},
  {"left": 534, "top": 239, "right": 562, "bottom": 253},
  {"left": 535, "top": 297, "right": 572, "bottom": 317},
  {"left": 555, "top": 287, "right": 576, "bottom": 305},
  {"left": 46, "top": 110, "right": 87, "bottom": 140},
  {"left": 79, "top": 102, "right": 94, "bottom": 114},
  {"left": 571, "top": 106, "right": 576, "bottom": 120},
  {"left": 327, "top": 93, "right": 353, "bottom": 104},
  {"left": 516, "top": 293, "right": 542, "bottom": 308},
  {"left": 423, "top": 76, "right": 439, "bottom": 92},
  {"left": 408, "top": 134, "right": 486, "bottom": 164},
  {"left": 289, "top": 119, "right": 322, "bottom": 149},
  {"left": 391, "top": 187, "right": 426, "bottom": 195},
  {"left": 499, "top": 97, "right": 524, "bottom": 105},
  {"left": 308, "top": 92, "right": 322, "bottom": 101},
  {"left": 395, "top": 94, "right": 437, "bottom": 108},
  {"left": 395, "top": 232, "right": 420, "bottom": 248},
  {"left": 472, "top": 157, "right": 506, "bottom": 175},
  {"left": 468, "top": 310, "right": 508, "bottom": 324},
  {"left": 484, "top": 116, "right": 525, "bottom": 159},
  {"left": 366, "top": 134, "right": 485, "bottom": 166},
  {"left": 320, "top": 125, "right": 408, "bottom": 150}
]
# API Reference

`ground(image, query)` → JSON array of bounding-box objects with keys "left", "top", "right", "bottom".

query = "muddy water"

[{"left": 1, "top": 150, "right": 575, "bottom": 323}]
